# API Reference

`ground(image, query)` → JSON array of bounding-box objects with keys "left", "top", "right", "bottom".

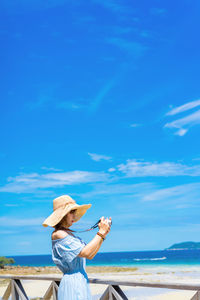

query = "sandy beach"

[{"left": 1, "top": 265, "right": 200, "bottom": 299}]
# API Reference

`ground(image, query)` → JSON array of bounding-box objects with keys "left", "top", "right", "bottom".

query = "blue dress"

[{"left": 52, "top": 234, "right": 92, "bottom": 300}]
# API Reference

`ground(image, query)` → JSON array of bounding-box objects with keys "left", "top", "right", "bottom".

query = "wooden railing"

[{"left": 1, "top": 274, "right": 200, "bottom": 299}]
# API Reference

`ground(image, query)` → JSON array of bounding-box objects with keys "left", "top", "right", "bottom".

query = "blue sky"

[{"left": 1, "top": 0, "right": 200, "bottom": 256}]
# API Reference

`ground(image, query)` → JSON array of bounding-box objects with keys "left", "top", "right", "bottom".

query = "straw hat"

[{"left": 42, "top": 195, "right": 91, "bottom": 227}]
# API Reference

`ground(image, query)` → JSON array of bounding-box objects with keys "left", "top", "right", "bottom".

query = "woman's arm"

[{"left": 78, "top": 217, "right": 111, "bottom": 260}]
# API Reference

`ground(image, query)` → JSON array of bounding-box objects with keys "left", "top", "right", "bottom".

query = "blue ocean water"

[{"left": 7, "top": 249, "right": 200, "bottom": 267}]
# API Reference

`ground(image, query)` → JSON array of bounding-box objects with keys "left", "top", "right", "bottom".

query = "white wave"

[{"left": 133, "top": 257, "right": 167, "bottom": 261}]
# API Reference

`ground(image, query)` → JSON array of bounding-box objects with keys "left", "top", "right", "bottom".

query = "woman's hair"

[
  {"left": 54, "top": 216, "right": 66, "bottom": 230},
  {"left": 54, "top": 209, "right": 77, "bottom": 230}
]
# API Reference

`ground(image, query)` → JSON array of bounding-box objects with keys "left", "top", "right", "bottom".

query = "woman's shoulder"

[{"left": 51, "top": 229, "right": 69, "bottom": 241}]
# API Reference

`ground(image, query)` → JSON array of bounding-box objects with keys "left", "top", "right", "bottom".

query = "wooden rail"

[{"left": 0, "top": 274, "right": 200, "bottom": 299}]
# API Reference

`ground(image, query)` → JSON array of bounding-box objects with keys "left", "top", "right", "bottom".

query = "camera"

[
  {"left": 108, "top": 219, "right": 112, "bottom": 226},
  {"left": 98, "top": 218, "right": 112, "bottom": 227},
  {"left": 91, "top": 218, "right": 112, "bottom": 230}
]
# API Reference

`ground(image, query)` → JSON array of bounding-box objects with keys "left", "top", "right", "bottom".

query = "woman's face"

[{"left": 62, "top": 209, "right": 76, "bottom": 228}]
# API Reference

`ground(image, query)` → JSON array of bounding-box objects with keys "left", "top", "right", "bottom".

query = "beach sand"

[{"left": 0, "top": 265, "right": 199, "bottom": 299}]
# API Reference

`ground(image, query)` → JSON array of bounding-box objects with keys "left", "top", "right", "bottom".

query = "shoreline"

[
  {"left": 0, "top": 265, "right": 139, "bottom": 276},
  {"left": 1, "top": 265, "right": 200, "bottom": 299}
]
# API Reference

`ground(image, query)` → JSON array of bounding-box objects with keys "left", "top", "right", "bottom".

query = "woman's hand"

[
  {"left": 98, "top": 216, "right": 111, "bottom": 237},
  {"left": 79, "top": 216, "right": 112, "bottom": 260}
]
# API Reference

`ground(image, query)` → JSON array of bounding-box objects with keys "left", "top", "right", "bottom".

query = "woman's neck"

[{"left": 58, "top": 226, "right": 74, "bottom": 236}]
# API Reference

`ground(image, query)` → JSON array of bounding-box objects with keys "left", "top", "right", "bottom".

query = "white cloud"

[
  {"left": 88, "top": 152, "right": 112, "bottom": 162},
  {"left": 166, "top": 99, "right": 200, "bottom": 116},
  {"left": 164, "top": 109, "right": 200, "bottom": 136},
  {"left": 175, "top": 128, "right": 188, "bottom": 136},
  {"left": 118, "top": 159, "right": 200, "bottom": 177},
  {"left": 0, "top": 170, "right": 109, "bottom": 193},
  {"left": 108, "top": 167, "right": 116, "bottom": 172}
]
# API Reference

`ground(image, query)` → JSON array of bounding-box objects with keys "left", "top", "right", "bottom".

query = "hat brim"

[{"left": 42, "top": 203, "right": 91, "bottom": 227}]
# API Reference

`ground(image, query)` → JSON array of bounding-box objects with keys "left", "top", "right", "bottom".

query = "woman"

[{"left": 42, "top": 195, "right": 111, "bottom": 300}]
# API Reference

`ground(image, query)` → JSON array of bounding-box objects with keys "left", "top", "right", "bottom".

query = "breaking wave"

[{"left": 133, "top": 257, "right": 167, "bottom": 261}]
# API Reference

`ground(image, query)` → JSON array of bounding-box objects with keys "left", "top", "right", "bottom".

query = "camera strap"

[{"left": 59, "top": 219, "right": 101, "bottom": 233}]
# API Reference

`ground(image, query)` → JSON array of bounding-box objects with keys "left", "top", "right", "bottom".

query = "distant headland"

[{"left": 166, "top": 241, "right": 200, "bottom": 250}]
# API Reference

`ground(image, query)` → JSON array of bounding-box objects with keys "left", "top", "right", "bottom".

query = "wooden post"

[
  {"left": 111, "top": 285, "right": 128, "bottom": 300},
  {"left": 43, "top": 281, "right": 54, "bottom": 300},
  {"left": 2, "top": 275, "right": 200, "bottom": 300},
  {"left": 100, "top": 285, "right": 128, "bottom": 300},
  {"left": 191, "top": 291, "right": 200, "bottom": 300},
  {"left": 2, "top": 281, "right": 11, "bottom": 300},
  {"left": 11, "top": 280, "right": 19, "bottom": 300},
  {"left": 53, "top": 281, "right": 59, "bottom": 300},
  {"left": 13, "top": 279, "right": 29, "bottom": 300},
  {"left": 99, "top": 285, "right": 110, "bottom": 300}
]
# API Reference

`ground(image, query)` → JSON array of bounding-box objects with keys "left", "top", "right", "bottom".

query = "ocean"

[{"left": 7, "top": 249, "right": 200, "bottom": 267}]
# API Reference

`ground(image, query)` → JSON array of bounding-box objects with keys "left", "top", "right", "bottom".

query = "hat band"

[{"left": 54, "top": 202, "right": 75, "bottom": 211}]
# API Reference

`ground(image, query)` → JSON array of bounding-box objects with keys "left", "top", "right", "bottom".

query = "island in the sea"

[{"left": 166, "top": 241, "right": 200, "bottom": 250}]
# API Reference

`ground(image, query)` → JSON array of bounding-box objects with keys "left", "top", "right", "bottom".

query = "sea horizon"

[
  {"left": 5, "top": 249, "right": 200, "bottom": 268},
  {"left": 5, "top": 248, "right": 168, "bottom": 257},
  {"left": 5, "top": 245, "right": 199, "bottom": 257}
]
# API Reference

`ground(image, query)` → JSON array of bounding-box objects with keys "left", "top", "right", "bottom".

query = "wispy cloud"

[
  {"left": 150, "top": 8, "right": 167, "bottom": 15},
  {"left": 77, "top": 181, "right": 200, "bottom": 229},
  {"left": 28, "top": 80, "right": 115, "bottom": 114},
  {"left": 0, "top": 217, "right": 44, "bottom": 227},
  {"left": 106, "top": 37, "right": 147, "bottom": 57},
  {"left": 27, "top": 95, "right": 50, "bottom": 110},
  {"left": 92, "top": 0, "right": 129, "bottom": 14},
  {"left": 142, "top": 182, "right": 200, "bottom": 203},
  {"left": 41, "top": 166, "right": 62, "bottom": 172},
  {"left": 0, "top": 230, "right": 19, "bottom": 235},
  {"left": 17, "top": 241, "right": 31, "bottom": 246},
  {"left": 108, "top": 168, "right": 116, "bottom": 172},
  {"left": 28, "top": 94, "right": 89, "bottom": 112},
  {"left": 88, "top": 152, "right": 112, "bottom": 162},
  {"left": 57, "top": 81, "right": 114, "bottom": 113},
  {"left": 111, "top": 26, "right": 134, "bottom": 35},
  {"left": 118, "top": 159, "right": 200, "bottom": 177},
  {"left": 166, "top": 99, "right": 200, "bottom": 116},
  {"left": 164, "top": 109, "right": 200, "bottom": 136},
  {"left": 0, "top": 170, "right": 109, "bottom": 193},
  {"left": 56, "top": 101, "right": 85, "bottom": 110},
  {"left": 130, "top": 123, "right": 141, "bottom": 128},
  {"left": 89, "top": 79, "right": 116, "bottom": 112},
  {"left": 193, "top": 157, "right": 200, "bottom": 161},
  {"left": 164, "top": 99, "right": 200, "bottom": 136},
  {"left": 79, "top": 182, "right": 155, "bottom": 200},
  {"left": 1, "top": 0, "right": 74, "bottom": 13}
]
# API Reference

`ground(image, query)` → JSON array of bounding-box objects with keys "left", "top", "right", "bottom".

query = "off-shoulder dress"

[{"left": 52, "top": 234, "right": 92, "bottom": 300}]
